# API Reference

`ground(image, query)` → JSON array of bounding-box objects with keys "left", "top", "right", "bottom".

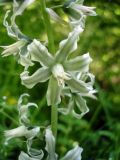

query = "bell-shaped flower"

[
  {"left": 20, "top": 26, "right": 92, "bottom": 106},
  {"left": 4, "top": 94, "right": 40, "bottom": 141},
  {"left": 1, "top": 0, "right": 35, "bottom": 68},
  {"left": 18, "top": 93, "right": 38, "bottom": 125},
  {"left": 48, "top": 0, "right": 96, "bottom": 29},
  {"left": 58, "top": 72, "right": 97, "bottom": 119},
  {"left": 19, "top": 128, "right": 83, "bottom": 160},
  {"left": 4, "top": 126, "right": 40, "bottom": 141},
  {"left": 47, "top": 0, "right": 96, "bottom": 28},
  {"left": 45, "top": 128, "right": 83, "bottom": 160},
  {"left": 64, "top": 0, "right": 96, "bottom": 28}
]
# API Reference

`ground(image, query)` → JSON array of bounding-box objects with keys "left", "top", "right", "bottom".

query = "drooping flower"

[
  {"left": 4, "top": 126, "right": 40, "bottom": 141},
  {"left": 47, "top": 0, "right": 96, "bottom": 28},
  {"left": 4, "top": 94, "right": 40, "bottom": 141},
  {"left": 18, "top": 93, "right": 38, "bottom": 125},
  {"left": 20, "top": 26, "right": 92, "bottom": 106},
  {"left": 19, "top": 128, "right": 83, "bottom": 160},
  {"left": 58, "top": 72, "right": 97, "bottom": 119},
  {"left": 1, "top": 0, "right": 35, "bottom": 68}
]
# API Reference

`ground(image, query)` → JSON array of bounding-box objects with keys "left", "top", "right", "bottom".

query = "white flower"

[
  {"left": 18, "top": 93, "right": 38, "bottom": 125},
  {"left": 58, "top": 72, "right": 97, "bottom": 119},
  {"left": 1, "top": 40, "right": 27, "bottom": 57},
  {"left": 20, "top": 26, "right": 92, "bottom": 106},
  {"left": 47, "top": 0, "right": 96, "bottom": 28},
  {"left": 52, "top": 64, "right": 71, "bottom": 87},
  {"left": 4, "top": 126, "right": 40, "bottom": 141},
  {"left": 19, "top": 128, "right": 83, "bottom": 160},
  {"left": 4, "top": 94, "right": 40, "bottom": 141},
  {"left": 1, "top": 0, "right": 35, "bottom": 68}
]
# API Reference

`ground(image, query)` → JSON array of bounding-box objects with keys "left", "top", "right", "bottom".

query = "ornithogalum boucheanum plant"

[{"left": 1, "top": 0, "right": 97, "bottom": 159}]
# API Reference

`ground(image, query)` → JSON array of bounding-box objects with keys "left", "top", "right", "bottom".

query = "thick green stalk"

[
  {"left": 41, "top": 0, "right": 55, "bottom": 53},
  {"left": 41, "top": 0, "right": 57, "bottom": 138},
  {"left": 51, "top": 104, "right": 58, "bottom": 138}
]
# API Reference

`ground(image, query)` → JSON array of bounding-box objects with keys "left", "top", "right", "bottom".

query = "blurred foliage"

[{"left": 0, "top": 0, "right": 120, "bottom": 160}]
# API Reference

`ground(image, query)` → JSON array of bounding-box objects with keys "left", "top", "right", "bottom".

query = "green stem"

[
  {"left": 41, "top": 0, "right": 57, "bottom": 138},
  {"left": 51, "top": 104, "right": 58, "bottom": 138},
  {"left": 41, "top": 0, "right": 55, "bottom": 53}
]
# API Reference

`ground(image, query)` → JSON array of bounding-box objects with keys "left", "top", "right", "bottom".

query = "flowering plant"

[{"left": 1, "top": 0, "right": 96, "bottom": 159}]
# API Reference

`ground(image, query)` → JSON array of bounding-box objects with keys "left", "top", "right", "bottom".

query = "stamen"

[{"left": 52, "top": 64, "right": 71, "bottom": 86}]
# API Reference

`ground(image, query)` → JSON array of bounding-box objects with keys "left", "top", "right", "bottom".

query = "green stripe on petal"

[
  {"left": 66, "top": 77, "right": 89, "bottom": 93},
  {"left": 20, "top": 67, "right": 51, "bottom": 89},
  {"left": 28, "top": 39, "right": 54, "bottom": 67},
  {"left": 73, "top": 94, "right": 89, "bottom": 119},
  {"left": 55, "top": 26, "right": 83, "bottom": 63},
  {"left": 46, "top": 76, "right": 61, "bottom": 106},
  {"left": 64, "top": 53, "right": 92, "bottom": 72}
]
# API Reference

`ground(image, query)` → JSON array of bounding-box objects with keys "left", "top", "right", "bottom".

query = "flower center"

[{"left": 52, "top": 64, "right": 71, "bottom": 86}]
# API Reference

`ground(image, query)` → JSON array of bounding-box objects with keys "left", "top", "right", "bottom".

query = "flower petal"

[
  {"left": 70, "top": 14, "right": 86, "bottom": 29},
  {"left": 71, "top": 4, "right": 97, "bottom": 16},
  {"left": 63, "top": 53, "right": 92, "bottom": 72},
  {"left": 28, "top": 39, "right": 54, "bottom": 67},
  {"left": 46, "top": 76, "right": 61, "bottom": 106},
  {"left": 58, "top": 98, "right": 74, "bottom": 115},
  {"left": 61, "top": 145, "right": 83, "bottom": 160},
  {"left": 46, "top": 8, "right": 67, "bottom": 25},
  {"left": 73, "top": 94, "right": 89, "bottom": 119},
  {"left": 3, "top": 10, "right": 29, "bottom": 40},
  {"left": 4, "top": 126, "right": 40, "bottom": 141},
  {"left": 20, "top": 67, "right": 51, "bottom": 89},
  {"left": 27, "top": 140, "right": 44, "bottom": 160},
  {"left": 62, "top": 87, "right": 71, "bottom": 97},
  {"left": 13, "top": 0, "right": 35, "bottom": 17},
  {"left": 55, "top": 26, "right": 83, "bottom": 63},
  {"left": 19, "top": 151, "right": 41, "bottom": 160},
  {"left": 18, "top": 94, "right": 38, "bottom": 125},
  {"left": 45, "top": 128, "right": 57, "bottom": 160},
  {"left": 1, "top": 40, "right": 26, "bottom": 56},
  {"left": 66, "top": 77, "right": 89, "bottom": 94},
  {"left": 18, "top": 101, "right": 38, "bottom": 125}
]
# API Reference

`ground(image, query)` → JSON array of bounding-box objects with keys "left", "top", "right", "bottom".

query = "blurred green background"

[{"left": 0, "top": 0, "right": 120, "bottom": 159}]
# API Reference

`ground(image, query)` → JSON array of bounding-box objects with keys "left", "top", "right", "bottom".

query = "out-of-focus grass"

[{"left": 0, "top": 0, "right": 120, "bottom": 159}]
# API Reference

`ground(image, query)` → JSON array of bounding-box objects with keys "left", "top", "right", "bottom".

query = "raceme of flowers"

[
  {"left": 1, "top": 0, "right": 97, "bottom": 159},
  {"left": 5, "top": 94, "right": 83, "bottom": 160}
]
